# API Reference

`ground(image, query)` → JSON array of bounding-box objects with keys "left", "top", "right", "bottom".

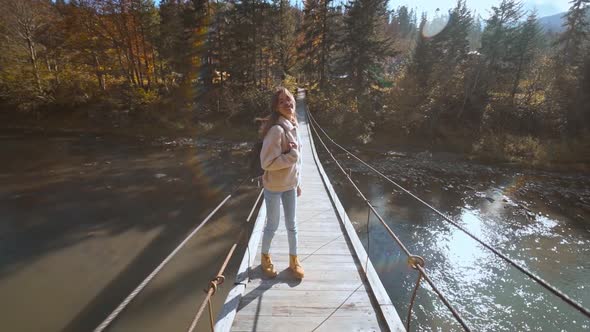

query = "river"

[
  {"left": 1, "top": 129, "right": 588, "bottom": 331},
  {"left": 315, "top": 145, "right": 590, "bottom": 331},
  {"left": 0, "top": 130, "right": 259, "bottom": 332}
]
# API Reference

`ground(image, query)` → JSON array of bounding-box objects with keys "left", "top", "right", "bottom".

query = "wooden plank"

[
  {"left": 214, "top": 203, "right": 267, "bottom": 331},
  {"left": 255, "top": 245, "right": 348, "bottom": 254},
  {"left": 231, "top": 316, "right": 325, "bottom": 332},
  {"left": 245, "top": 269, "right": 364, "bottom": 283},
  {"left": 243, "top": 279, "right": 364, "bottom": 292},
  {"left": 303, "top": 101, "right": 406, "bottom": 332},
  {"left": 232, "top": 316, "right": 384, "bottom": 332},
  {"left": 256, "top": 253, "right": 357, "bottom": 265},
  {"left": 237, "top": 289, "right": 374, "bottom": 311},
  {"left": 216, "top": 92, "right": 402, "bottom": 332}
]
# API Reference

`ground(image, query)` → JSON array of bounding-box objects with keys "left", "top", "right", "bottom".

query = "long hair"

[{"left": 257, "top": 87, "right": 297, "bottom": 139}]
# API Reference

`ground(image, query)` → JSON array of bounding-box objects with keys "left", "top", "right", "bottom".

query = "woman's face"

[{"left": 277, "top": 92, "right": 295, "bottom": 119}]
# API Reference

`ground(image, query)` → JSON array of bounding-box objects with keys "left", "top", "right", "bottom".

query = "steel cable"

[
  {"left": 306, "top": 107, "right": 472, "bottom": 331},
  {"left": 94, "top": 176, "right": 252, "bottom": 332},
  {"left": 307, "top": 108, "right": 590, "bottom": 320}
]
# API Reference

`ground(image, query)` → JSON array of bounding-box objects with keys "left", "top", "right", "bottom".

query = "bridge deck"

[{"left": 216, "top": 91, "right": 403, "bottom": 332}]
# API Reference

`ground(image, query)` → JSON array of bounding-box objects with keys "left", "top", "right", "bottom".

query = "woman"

[{"left": 258, "top": 87, "right": 304, "bottom": 279}]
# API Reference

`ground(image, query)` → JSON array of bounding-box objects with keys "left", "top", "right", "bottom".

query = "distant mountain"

[
  {"left": 538, "top": 11, "right": 590, "bottom": 34},
  {"left": 523, "top": 1, "right": 566, "bottom": 18},
  {"left": 538, "top": 12, "right": 566, "bottom": 33}
]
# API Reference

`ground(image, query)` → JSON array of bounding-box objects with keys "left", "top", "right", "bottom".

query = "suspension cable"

[
  {"left": 307, "top": 110, "right": 473, "bottom": 331},
  {"left": 247, "top": 188, "right": 264, "bottom": 222},
  {"left": 307, "top": 108, "right": 590, "bottom": 319},
  {"left": 187, "top": 243, "right": 238, "bottom": 332},
  {"left": 407, "top": 270, "right": 423, "bottom": 331},
  {"left": 94, "top": 176, "right": 251, "bottom": 332},
  {"left": 186, "top": 177, "right": 263, "bottom": 330}
]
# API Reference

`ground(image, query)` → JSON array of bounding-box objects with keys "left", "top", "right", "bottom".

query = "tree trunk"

[
  {"left": 136, "top": 1, "right": 152, "bottom": 90},
  {"left": 54, "top": 61, "right": 61, "bottom": 85},
  {"left": 217, "top": 0, "right": 224, "bottom": 90},
  {"left": 26, "top": 37, "right": 42, "bottom": 93},
  {"left": 319, "top": 0, "right": 329, "bottom": 90},
  {"left": 119, "top": 3, "right": 141, "bottom": 88},
  {"left": 94, "top": 53, "right": 106, "bottom": 91},
  {"left": 115, "top": 45, "right": 134, "bottom": 85},
  {"left": 511, "top": 55, "right": 525, "bottom": 103}
]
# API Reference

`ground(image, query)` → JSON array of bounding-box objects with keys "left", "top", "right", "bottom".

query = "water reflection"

[
  {"left": 0, "top": 130, "right": 258, "bottom": 332},
  {"left": 320, "top": 148, "right": 590, "bottom": 331}
]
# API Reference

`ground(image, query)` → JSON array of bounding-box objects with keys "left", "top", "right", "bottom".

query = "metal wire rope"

[
  {"left": 94, "top": 176, "right": 252, "bottom": 332},
  {"left": 307, "top": 108, "right": 590, "bottom": 320},
  {"left": 187, "top": 243, "right": 238, "bottom": 332},
  {"left": 306, "top": 108, "right": 473, "bottom": 331}
]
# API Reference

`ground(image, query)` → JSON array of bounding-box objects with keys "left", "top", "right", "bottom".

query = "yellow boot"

[
  {"left": 261, "top": 253, "right": 278, "bottom": 278},
  {"left": 289, "top": 255, "right": 305, "bottom": 279}
]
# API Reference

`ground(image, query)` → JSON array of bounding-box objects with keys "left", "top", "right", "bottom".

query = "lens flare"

[{"left": 422, "top": 12, "right": 450, "bottom": 38}]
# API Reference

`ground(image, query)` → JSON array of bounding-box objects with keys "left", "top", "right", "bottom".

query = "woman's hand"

[
  {"left": 288, "top": 142, "right": 298, "bottom": 151},
  {"left": 297, "top": 186, "right": 302, "bottom": 197}
]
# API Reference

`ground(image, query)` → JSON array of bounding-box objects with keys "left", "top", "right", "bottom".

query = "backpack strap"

[{"left": 275, "top": 123, "right": 293, "bottom": 144}]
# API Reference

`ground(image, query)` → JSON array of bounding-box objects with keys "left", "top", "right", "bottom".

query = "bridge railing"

[
  {"left": 305, "top": 97, "right": 590, "bottom": 331},
  {"left": 93, "top": 176, "right": 262, "bottom": 332},
  {"left": 306, "top": 107, "right": 472, "bottom": 331},
  {"left": 94, "top": 88, "right": 589, "bottom": 332}
]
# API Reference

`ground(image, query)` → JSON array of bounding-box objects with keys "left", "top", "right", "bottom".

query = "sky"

[
  {"left": 391, "top": 0, "right": 571, "bottom": 18},
  {"left": 154, "top": 0, "right": 572, "bottom": 19}
]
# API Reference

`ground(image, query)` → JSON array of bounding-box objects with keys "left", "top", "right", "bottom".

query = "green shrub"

[{"left": 240, "top": 86, "right": 271, "bottom": 117}]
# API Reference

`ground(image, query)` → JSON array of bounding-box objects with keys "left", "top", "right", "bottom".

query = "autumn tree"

[
  {"left": 158, "top": 0, "right": 185, "bottom": 85},
  {"left": 0, "top": 0, "right": 54, "bottom": 94}
]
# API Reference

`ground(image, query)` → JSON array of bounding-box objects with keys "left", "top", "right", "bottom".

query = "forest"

[{"left": 1, "top": 0, "right": 589, "bottom": 167}]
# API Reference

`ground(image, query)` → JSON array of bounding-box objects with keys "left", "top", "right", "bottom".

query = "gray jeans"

[{"left": 261, "top": 188, "right": 298, "bottom": 255}]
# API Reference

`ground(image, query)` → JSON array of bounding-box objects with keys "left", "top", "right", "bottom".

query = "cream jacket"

[{"left": 260, "top": 116, "right": 302, "bottom": 192}]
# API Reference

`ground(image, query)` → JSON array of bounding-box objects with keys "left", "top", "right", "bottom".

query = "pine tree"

[
  {"left": 557, "top": 0, "right": 589, "bottom": 67},
  {"left": 298, "top": 0, "right": 339, "bottom": 89},
  {"left": 407, "top": 14, "right": 431, "bottom": 89},
  {"left": 222, "top": 0, "right": 277, "bottom": 87},
  {"left": 431, "top": 1, "right": 472, "bottom": 74},
  {"left": 184, "top": 0, "right": 214, "bottom": 90},
  {"left": 271, "top": 0, "right": 297, "bottom": 79},
  {"left": 424, "top": 1, "right": 473, "bottom": 129},
  {"left": 159, "top": 0, "right": 185, "bottom": 80},
  {"left": 387, "top": 6, "right": 418, "bottom": 56},
  {"left": 553, "top": 0, "right": 590, "bottom": 136},
  {"left": 509, "top": 12, "right": 541, "bottom": 102},
  {"left": 393, "top": 6, "right": 411, "bottom": 38},
  {"left": 468, "top": 13, "right": 483, "bottom": 50},
  {"left": 298, "top": 0, "right": 320, "bottom": 84},
  {"left": 339, "top": 0, "right": 395, "bottom": 96},
  {"left": 480, "top": 0, "right": 523, "bottom": 93}
]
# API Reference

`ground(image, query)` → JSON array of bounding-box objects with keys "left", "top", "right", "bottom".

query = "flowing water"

[
  {"left": 0, "top": 130, "right": 259, "bottom": 332},
  {"left": 2, "top": 128, "right": 589, "bottom": 331},
  {"left": 316, "top": 146, "right": 590, "bottom": 331}
]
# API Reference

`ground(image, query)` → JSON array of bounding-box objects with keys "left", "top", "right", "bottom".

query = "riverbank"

[
  {"left": 3, "top": 99, "right": 589, "bottom": 174},
  {"left": 0, "top": 106, "right": 260, "bottom": 143},
  {"left": 310, "top": 109, "right": 590, "bottom": 173},
  {"left": 317, "top": 140, "right": 590, "bottom": 331}
]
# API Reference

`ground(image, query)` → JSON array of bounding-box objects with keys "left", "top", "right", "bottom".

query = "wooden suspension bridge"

[
  {"left": 94, "top": 89, "right": 590, "bottom": 332},
  {"left": 214, "top": 90, "right": 405, "bottom": 332}
]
